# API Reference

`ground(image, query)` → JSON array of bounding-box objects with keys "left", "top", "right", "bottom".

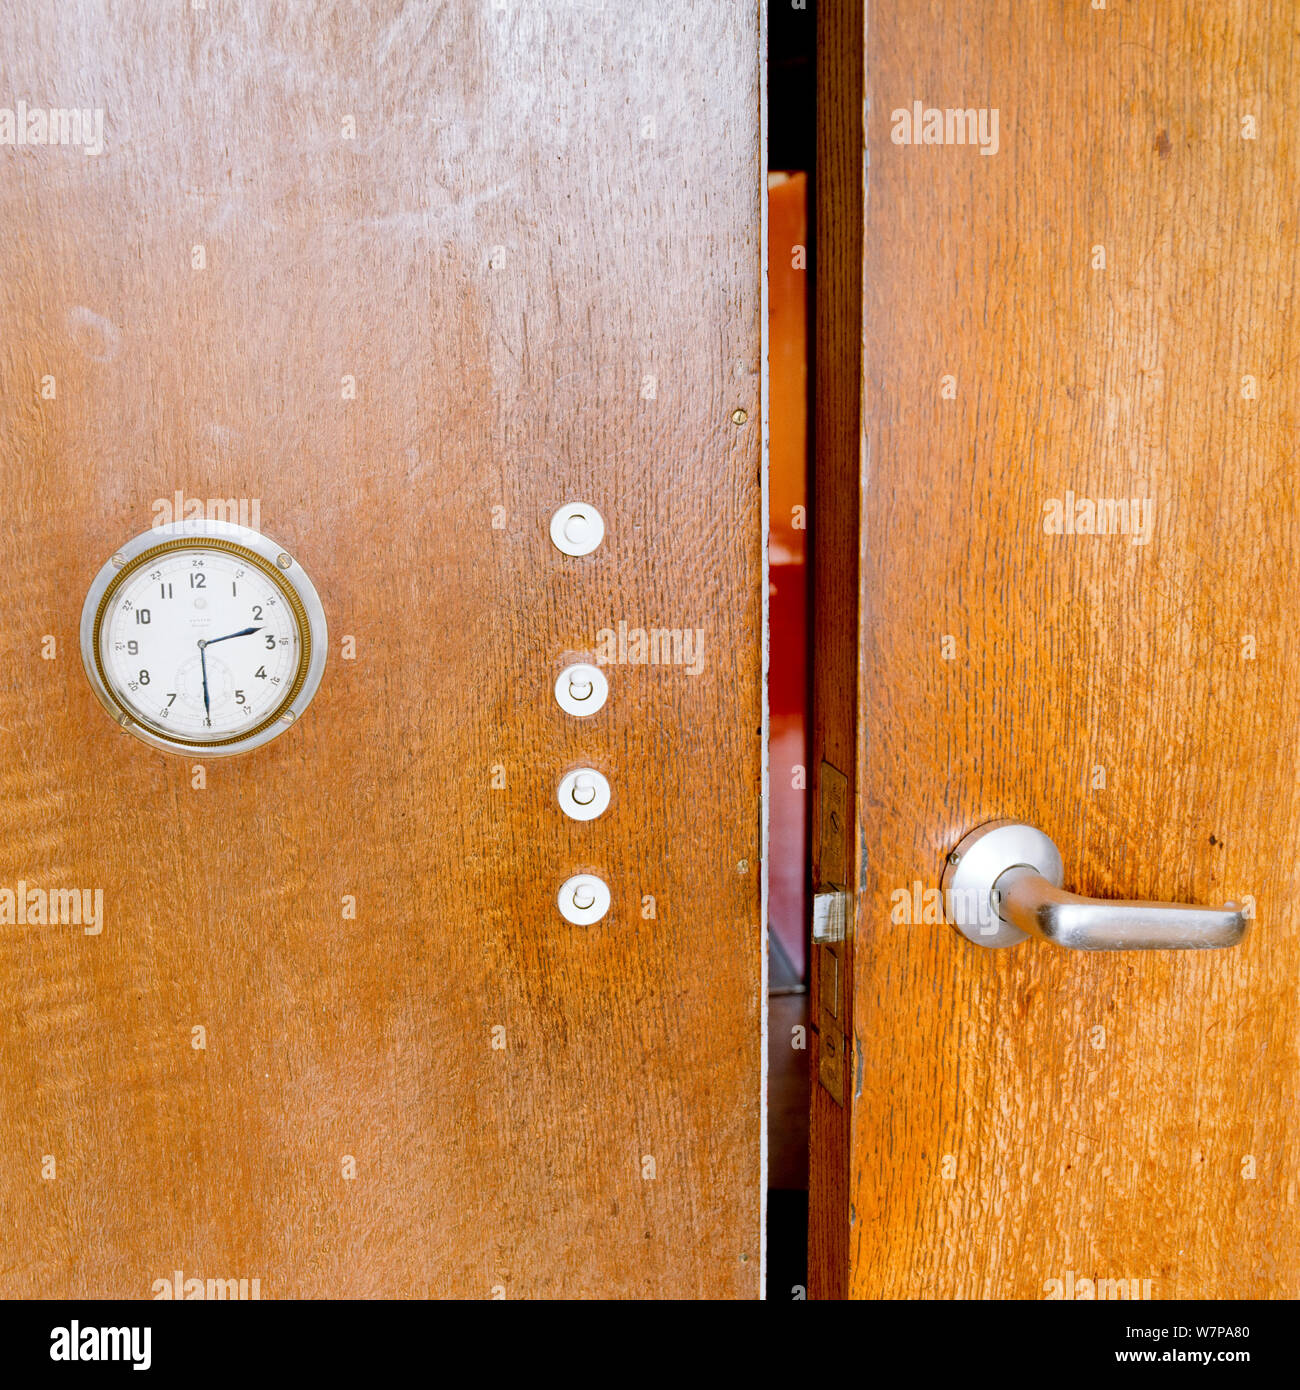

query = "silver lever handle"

[{"left": 941, "top": 820, "right": 1249, "bottom": 951}]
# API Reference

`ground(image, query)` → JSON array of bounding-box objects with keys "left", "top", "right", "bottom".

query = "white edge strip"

[{"left": 757, "top": 0, "right": 771, "bottom": 1302}]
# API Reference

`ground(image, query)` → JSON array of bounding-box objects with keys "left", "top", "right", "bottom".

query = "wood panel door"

[
  {"left": 812, "top": 1, "right": 1300, "bottom": 1298},
  {"left": 0, "top": 2, "right": 764, "bottom": 1299}
]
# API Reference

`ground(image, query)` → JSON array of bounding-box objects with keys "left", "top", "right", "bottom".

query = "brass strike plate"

[
  {"left": 817, "top": 1005, "right": 845, "bottom": 1105},
  {"left": 817, "top": 761, "right": 849, "bottom": 890},
  {"left": 814, "top": 761, "right": 849, "bottom": 1106},
  {"left": 816, "top": 939, "right": 845, "bottom": 1105}
]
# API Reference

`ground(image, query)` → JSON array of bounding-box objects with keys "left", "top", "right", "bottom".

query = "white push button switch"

[
  {"left": 550, "top": 503, "right": 605, "bottom": 556},
  {"left": 558, "top": 874, "right": 611, "bottom": 925},
  {"left": 554, "top": 663, "right": 608, "bottom": 716},
  {"left": 557, "top": 767, "right": 611, "bottom": 821}
]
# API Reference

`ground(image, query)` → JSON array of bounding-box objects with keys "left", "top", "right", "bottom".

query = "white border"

[{"left": 758, "top": 0, "right": 771, "bottom": 1301}]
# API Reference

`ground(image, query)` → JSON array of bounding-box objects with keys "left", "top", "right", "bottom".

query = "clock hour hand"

[{"left": 205, "top": 626, "right": 262, "bottom": 645}]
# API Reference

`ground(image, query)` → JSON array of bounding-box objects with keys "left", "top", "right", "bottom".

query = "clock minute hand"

[
  {"left": 205, "top": 626, "right": 262, "bottom": 645},
  {"left": 198, "top": 639, "right": 211, "bottom": 721}
]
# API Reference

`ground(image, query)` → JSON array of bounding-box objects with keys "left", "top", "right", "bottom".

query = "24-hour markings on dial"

[{"left": 102, "top": 549, "right": 300, "bottom": 740}]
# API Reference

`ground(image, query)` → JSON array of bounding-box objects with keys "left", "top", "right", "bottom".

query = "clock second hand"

[{"left": 196, "top": 628, "right": 260, "bottom": 723}]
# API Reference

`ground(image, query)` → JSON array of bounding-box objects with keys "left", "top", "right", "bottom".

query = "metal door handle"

[{"left": 941, "top": 820, "right": 1249, "bottom": 950}]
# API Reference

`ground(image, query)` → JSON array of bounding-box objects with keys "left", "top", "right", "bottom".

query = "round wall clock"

[{"left": 79, "top": 519, "right": 328, "bottom": 756}]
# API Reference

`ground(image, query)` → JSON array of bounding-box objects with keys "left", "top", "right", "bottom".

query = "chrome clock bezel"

[{"left": 79, "top": 519, "right": 328, "bottom": 758}]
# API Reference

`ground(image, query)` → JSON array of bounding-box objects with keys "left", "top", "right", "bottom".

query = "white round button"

[
  {"left": 557, "top": 874, "right": 611, "bottom": 925},
  {"left": 557, "top": 767, "right": 611, "bottom": 821},
  {"left": 554, "top": 663, "right": 608, "bottom": 717},
  {"left": 549, "top": 503, "right": 605, "bottom": 557}
]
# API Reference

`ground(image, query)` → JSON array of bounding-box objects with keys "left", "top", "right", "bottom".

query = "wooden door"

[
  {"left": 0, "top": 2, "right": 763, "bottom": 1298},
  {"left": 812, "top": 1, "right": 1300, "bottom": 1298}
]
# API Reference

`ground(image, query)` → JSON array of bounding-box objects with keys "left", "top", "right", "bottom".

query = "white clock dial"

[
  {"left": 102, "top": 548, "right": 300, "bottom": 739},
  {"left": 81, "top": 523, "right": 327, "bottom": 756}
]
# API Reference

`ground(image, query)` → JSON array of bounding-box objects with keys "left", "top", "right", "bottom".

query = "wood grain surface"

[
  {"left": 808, "top": 0, "right": 864, "bottom": 1303},
  {"left": 820, "top": 0, "right": 1300, "bottom": 1298},
  {"left": 0, "top": 2, "right": 763, "bottom": 1298}
]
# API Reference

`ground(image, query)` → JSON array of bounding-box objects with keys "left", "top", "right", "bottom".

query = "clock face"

[{"left": 81, "top": 523, "right": 327, "bottom": 755}]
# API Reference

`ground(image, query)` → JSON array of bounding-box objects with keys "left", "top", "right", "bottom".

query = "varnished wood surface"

[
  {"left": 808, "top": 0, "right": 864, "bottom": 1303},
  {"left": 0, "top": 2, "right": 763, "bottom": 1298},
  {"left": 835, "top": 0, "right": 1300, "bottom": 1298}
]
